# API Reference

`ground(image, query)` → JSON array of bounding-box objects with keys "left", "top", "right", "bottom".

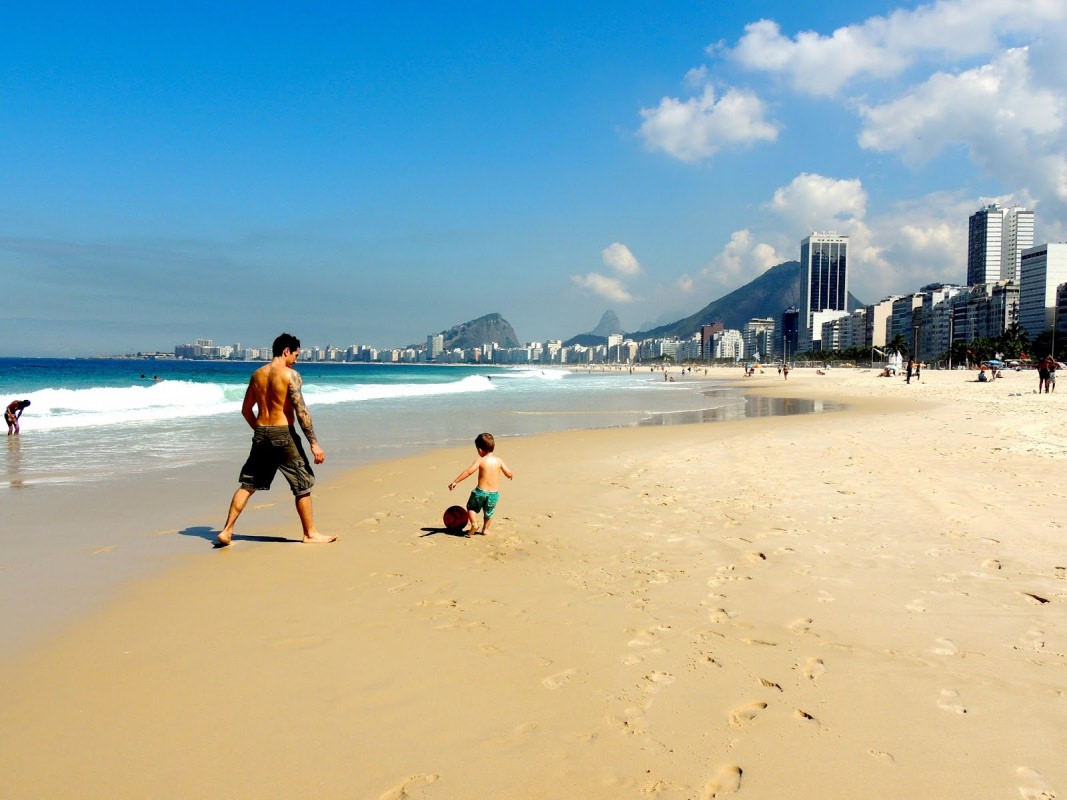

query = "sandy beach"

[{"left": 2, "top": 367, "right": 1064, "bottom": 799}]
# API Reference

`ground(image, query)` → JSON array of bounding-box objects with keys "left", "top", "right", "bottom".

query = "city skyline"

[{"left": 4, "top": 1, "right": 1067, "bottom": 357}]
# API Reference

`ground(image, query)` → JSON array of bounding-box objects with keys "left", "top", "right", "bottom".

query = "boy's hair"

[
  {"left": 273, "top": 332, "right": 301, "bottom": 357},
  {"left": 475, "top": 432, "right": 495, "bottom": 452}
]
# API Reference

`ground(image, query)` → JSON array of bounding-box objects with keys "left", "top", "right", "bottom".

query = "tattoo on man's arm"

[{"left": 288, "top": 374, "right": 318, "bottom": 445}]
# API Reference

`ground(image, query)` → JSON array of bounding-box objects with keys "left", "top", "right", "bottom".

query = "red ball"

[{"left": 443, "top": 505, "right": 469, "bottom": 530}]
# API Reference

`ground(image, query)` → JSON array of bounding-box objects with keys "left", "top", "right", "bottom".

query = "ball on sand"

[{"left": 443, "top": 505, "right": 469, "bottom": 530}]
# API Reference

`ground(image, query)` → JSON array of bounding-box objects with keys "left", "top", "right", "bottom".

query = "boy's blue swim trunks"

[{"left": 467, "top": 487, "right": 499, "bottom": 518}]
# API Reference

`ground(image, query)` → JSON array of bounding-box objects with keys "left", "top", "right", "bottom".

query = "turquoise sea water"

[{"left": 0, "top": 358, "right": 767, "bottom": 487}]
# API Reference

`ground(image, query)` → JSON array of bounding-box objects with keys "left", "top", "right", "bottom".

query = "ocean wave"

[{"left": 19, "top": 374, "right": 495, "bottom": 431}]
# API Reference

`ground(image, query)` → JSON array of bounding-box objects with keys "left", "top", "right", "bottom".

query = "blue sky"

[{"left": 3, "top": 1, "right": 1067, "bottom": 356}]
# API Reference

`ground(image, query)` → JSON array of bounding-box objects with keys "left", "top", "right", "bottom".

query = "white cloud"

[
  {"left": 700, "top": 229, "right": 783, "bottom": 288},
  {"left": 638, "top": 85, "right": 779, "bottom": 162},
  {"left": 601, "top": 242, "right": 642, "bottom": 276},
  {"left": 768, "top": 173, "right": 868, "bottom": 232},
  {"left": 729, "top": 0, "right": 1067, "bottom": 96},
  {"left": 675, "top": 275, "right": 695, "bottom": 293},
  {"left": 570, "top": 272, "right": 634, "bottom": 303},
  {"left": 859, "top": 48, "right": 1064, "bottom": 164}
]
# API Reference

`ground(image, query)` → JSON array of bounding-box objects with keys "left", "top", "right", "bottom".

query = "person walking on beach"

[
  {"left": 5, "top": 399, "right": 30, "bottom": 435},
  {"left": 448, "top": 432, "right": 514, "bottom": 537},
  {"left": 216, "top": 333, "right": 335, "bottom": 547}
]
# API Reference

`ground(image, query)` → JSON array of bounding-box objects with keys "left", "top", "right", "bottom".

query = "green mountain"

[
  {"left": 430, "top": 313, "right": 520, "bottom": 351},
  {"left": 617, "top": 260, "right": 863, "bottom": 342}
]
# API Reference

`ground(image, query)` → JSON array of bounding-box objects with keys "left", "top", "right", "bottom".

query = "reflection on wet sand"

[{"left": 641, "top": 394, "right": 844, "bottom": 426}]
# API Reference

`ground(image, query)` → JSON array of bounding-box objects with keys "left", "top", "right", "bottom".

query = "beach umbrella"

[{"left": 984, "top": 359, "right": 1004, "bottom": 367}]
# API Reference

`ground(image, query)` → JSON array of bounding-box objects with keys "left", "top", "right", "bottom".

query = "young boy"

[{"left": 448, "top": 432, "right": 514, "bottom": 537}]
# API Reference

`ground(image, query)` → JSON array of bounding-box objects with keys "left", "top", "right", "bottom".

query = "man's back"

[{"left": 247, "top": 361, "right": 293, "bottom": 427}]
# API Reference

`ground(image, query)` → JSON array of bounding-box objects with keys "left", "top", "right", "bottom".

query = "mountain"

[
  {"left": 627, "top": 260, "right": 865, "bottom": 341},
  {"left": 590, "top": 310, "right": 623, "bottom": 337},
  {"left": 424, "top": 313, "right": 520, "bottom": 351},
  {"left": 563, "top": 309, "right": 625, "bottom": 347}
]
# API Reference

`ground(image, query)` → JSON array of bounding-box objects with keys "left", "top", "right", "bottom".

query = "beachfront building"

[
  {"left": 799, "top": 233, "right": 849, "bottom": 353},
  {"left": 865, "top": 297, "right": 898, "bottom": 351},
  {"left": 821, "top": 308, "right": 868, "bottom": 352},
  {"left": 743, "top": 318, "right": 775, "bottom": 362},
  {"left": 1003, "top": 207, "right": 1035, "bottom": 283},
  {"left": 912, "top": 285, "right": 963, "bottom": 361},
  {"left": 426, "top": 334, "right": 445, "bottom": 361},
  {"left": 1019, "top": 243, "right": 1067, "bottom": 339},
  {"left": 950, "top": 281, "right": 1019, "bottom": 343},
  {"left": 710, "top": 329, "right": 744, "bottom": 361},
  {"left": 803, "top": 309, "right": 849, "bottom": 352},
  {"left": 700, "top": 323, "right": 725, "bottom": 360},
  {"left": 967, "top": 203, "right": 1034, "bottom": 285},
  {"left": 773, "top": 307, "right": 800, "bottom": 361},
  {"left": 889, "top": 294, "right": 924, "bottom": 353}
]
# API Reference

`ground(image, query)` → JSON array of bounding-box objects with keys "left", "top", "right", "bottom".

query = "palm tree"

[
  {"left": 996, "top": 322, "right": 1029, "bottom": 359},
  {"left": 887, "top": 333, "right": 909, "bottom": 358}
]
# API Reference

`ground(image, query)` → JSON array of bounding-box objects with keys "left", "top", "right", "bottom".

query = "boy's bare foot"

[
  {"left": 302, "top": 532, "right": 338, "bottom": 544},
  {"left": 464, "top": 529, "right": 472, "bottom": 538},
  {"left": 215, "top": 531, "right": 233, "bottom": 547}
]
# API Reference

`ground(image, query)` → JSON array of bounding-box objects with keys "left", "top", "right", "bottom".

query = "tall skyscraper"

[
  {"left": 1002, "top": 206, "right": 1035, "bottom": 282},
  {"left": 967, "top": 203, "right": 1034, "bottom": 285},
  {"left": 800, "top": 233, "right": 848, "bottom": 346}
]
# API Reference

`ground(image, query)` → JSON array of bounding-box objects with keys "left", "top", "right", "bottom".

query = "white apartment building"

[
  {"left": 967, "top": 203, "right": 1034, "bottom": 285},
  {"left": 712, "top": 329, "right": 744, "bottom": 361},
  {"left": 743, "top": 318, "right": 775, "bottom": 361},
  {"left": 1019, "top": 243, "right": 1067, "bottom": 339}
]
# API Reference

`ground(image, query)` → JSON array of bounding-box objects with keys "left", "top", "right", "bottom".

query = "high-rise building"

[
  {"left": 967, "top": 203, "right": 1034, "bottom": 285},
  {"left": 1019, "top": 243, "right": 1067, "bottom": 339},
  {"left": 1002, "top": 206, "right": 1034, "bottom": 282},
  {"left": 799, "top": 233, "right": 848, "bottom": 351}
]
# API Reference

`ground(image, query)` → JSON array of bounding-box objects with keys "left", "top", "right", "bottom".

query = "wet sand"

[{"left": 1, "top": 367, "right": 1064, "bottom": 799}]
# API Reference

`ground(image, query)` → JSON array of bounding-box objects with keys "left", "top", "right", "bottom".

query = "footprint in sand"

[
  {"left": 378, "top": 773, "right": 440, "bottom": 800},
  {"left": 729, "top": 702, "right": 767, "bottom": 728},
  {"left": 709, "top": 608, "right": 735, "bottom": 624},
  {"left": 793, "top": 708, "right": 820, "bottom": 726},
  {"left": 1017, "top": 766, "right": 1058, "bottom": 800},
  {"left": 982, "top": 559, "right": 1002, "bottom": 570},
  {"left": 802, "top": 657, "right": 826, "bottom": 682},
  {"left": 542, "top": 668, "right": 577, "bottom": 690},
  {"left": 788, "top": 617, "right": 814, "bottom": 634},
  {"left": 937, "top": 689, "right": 967, "bottom": 714},
  {"left": 703, "top": 765, "right": 743, "bottom": 798},
  {"left": 759, "top": 678, "right": 783, "bottom": 692},
  {"left": 868, "top": 749, "right": 897, "bottom": 766},
  {"left": 932, "top": 637, "right": 959, "bottom": 656},
  {"left": 641, "top": 671, "right": 675, "bottom": 691},
  {"left": 1020, "top": 592, "right": 1051, "bottom": 605},
  {"left": 906, "top": 598, "right": 926, "bottom": 613},
  {"left": 610, "top": 706, "right": 648, "bottom": 736}
]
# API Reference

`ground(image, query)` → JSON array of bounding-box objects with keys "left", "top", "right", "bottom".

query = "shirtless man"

[
  {"left": 5, "top": 399, "right": 31, "bottom": 435},
  {"left": 216, "top": 333, "right": 336, "bottom": 546}
]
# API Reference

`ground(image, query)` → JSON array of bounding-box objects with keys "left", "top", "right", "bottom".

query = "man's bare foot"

[
  {"left": 464, "top": 528, "right": 472, "bottom": 538},
  {"left": 302, "top": 532, "right": 337, "bottom": 544},
  {"left": 215, "top": 531, "right": 233, "bottom": 547}
]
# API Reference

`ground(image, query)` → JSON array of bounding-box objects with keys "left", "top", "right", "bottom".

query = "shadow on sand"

[
  {"left": 178, "top": 525, "right": 298, "bottom": 548},
  {"left": 419, "top": 526, "right": 476, "bottom": 539}
]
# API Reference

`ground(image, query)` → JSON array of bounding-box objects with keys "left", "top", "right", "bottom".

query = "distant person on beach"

[
  {"left": 216, "top": 332, "right": 335, "bottom": 547},
  {"left": 906, "top": 359, "right": 915, "bottom": 384},
  {"left": 448, "top": 432, "right": 514, "bottom": 537},
  {"left": 5, "top": 399, "right": 30, "bottom": 435}
]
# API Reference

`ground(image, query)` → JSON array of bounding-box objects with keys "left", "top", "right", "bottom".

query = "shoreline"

[{"left": 2, "top": 368, "right": 1065, "bottom": 798}]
